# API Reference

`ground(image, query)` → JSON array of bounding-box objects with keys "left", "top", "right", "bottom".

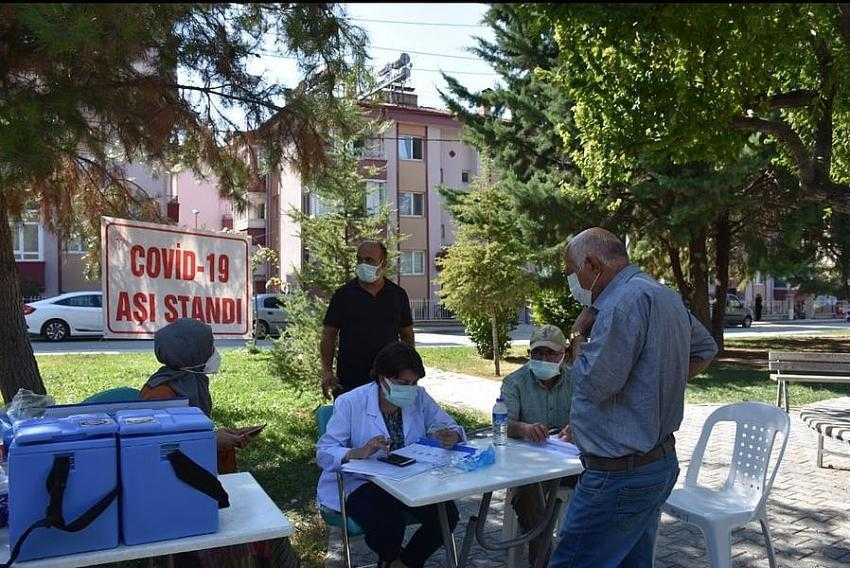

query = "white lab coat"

[{"left": 316, "top": 381, "right": 466, "bottom": 511}]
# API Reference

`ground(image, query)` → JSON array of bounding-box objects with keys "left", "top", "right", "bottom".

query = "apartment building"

[
  {"left": 13, "top": 163, "right": 232, "bottom": 299},
  {"left": 261, "top": 92, "right": 480, "bottom": 309}
]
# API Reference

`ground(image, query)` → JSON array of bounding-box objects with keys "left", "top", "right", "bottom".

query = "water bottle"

[{"left": 492, "top": 397, "right": 508, "bottom": 446}]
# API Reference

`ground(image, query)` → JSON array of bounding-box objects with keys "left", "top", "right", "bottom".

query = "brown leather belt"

[{"left": 579, "top": 434, "right": 676, "bottom": 472}]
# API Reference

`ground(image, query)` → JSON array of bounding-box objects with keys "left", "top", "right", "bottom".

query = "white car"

[{"left": 24, "top": 292, "right": 104, "bottom": 342}]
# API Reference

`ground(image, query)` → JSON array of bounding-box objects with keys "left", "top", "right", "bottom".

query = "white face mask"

[
  {"left": 356, "top": 263, "right": 381, "bottom": 284},
  {"left": 203, "top": 349, "right": 221, "bottom": 375},
  {"left": 568, "top": 272, "right": 593, "bottom": 307}
]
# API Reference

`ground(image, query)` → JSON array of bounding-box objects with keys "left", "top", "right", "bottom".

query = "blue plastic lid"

[
  {"left": 115, "top": 407, "right": 213, "bottom": 436},
  {"left": 13, "top": 413, "right": 117, "bottom": 446}
]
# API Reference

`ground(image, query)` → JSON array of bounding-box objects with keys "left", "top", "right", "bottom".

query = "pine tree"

[
  {"left": 438, "top": 156, "right": 533, "bottom": 376},
  {"left": 0, "top": 4, "right": 367, "bottom": 401}
]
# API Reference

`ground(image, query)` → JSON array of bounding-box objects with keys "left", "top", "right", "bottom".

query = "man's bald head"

[
  {"left": 357, "top": 240, "right": 387, "bottom": 266},
  {"left": 566, "top": 228, "right": 628, "bottom": 269}
]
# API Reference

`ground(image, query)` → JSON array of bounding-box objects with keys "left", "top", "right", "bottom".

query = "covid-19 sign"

[{"left": 101, "top": 217, "right": 252, "bottom": 338}]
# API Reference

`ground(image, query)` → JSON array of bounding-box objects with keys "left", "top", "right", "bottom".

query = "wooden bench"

[
  {"left": 800, "top": 397, "right": 850, "bottom": 468},
  {"left": 768, "top": 351, "right": 850, "bottom": 411}
]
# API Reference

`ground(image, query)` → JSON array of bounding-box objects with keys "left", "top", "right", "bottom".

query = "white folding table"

[
  {"left": 0, "top": 472, "right": 293, "bottom": 567},
  {"left": 371, "top": 437, "right": 583, "bottom": 568}
]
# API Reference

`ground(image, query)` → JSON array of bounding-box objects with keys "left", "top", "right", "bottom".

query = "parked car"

[
  {"left": 710, "top": 293, "right": 753, "bottom": 328},
  {"left": 253, "top": 294, "right": 288, "bottom": 338},
  {"left": 24, "top": 292, "right": 104, "bottom": 341}
]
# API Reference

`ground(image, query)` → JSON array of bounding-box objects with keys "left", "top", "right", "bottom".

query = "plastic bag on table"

[
  {"left": 5, "top": 389, "right": 55, "bottom": 429},
  {"left": 454, "top": 444, "right": 496, "bottom": 472}
]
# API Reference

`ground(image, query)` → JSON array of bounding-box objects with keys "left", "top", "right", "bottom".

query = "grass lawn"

[
  {"left": 419, "top": 334, "right": 850, "bottom": 406},
  {"left": 418, "top": 345, "right": 528, "bottom": 378},
  {"left": 36, "top": 350, "right": 486, "bottom": 568}
]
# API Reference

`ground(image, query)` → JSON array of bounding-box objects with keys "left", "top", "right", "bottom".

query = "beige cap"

[{"left": 529, "top": 324, "right": 567, "bottom": 351}]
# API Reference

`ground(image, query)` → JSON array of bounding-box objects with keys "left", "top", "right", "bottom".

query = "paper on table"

[
  {"left": 392, "top": 443, "right": 475, "bottom": 466},
  {"left": 543, "top": 436, "right": 581, "bottom": 458},
  {"left": 341, "top": 457, "right": 434, "bottom": 481}
]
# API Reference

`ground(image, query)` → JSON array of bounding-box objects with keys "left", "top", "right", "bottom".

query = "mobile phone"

[
  {"left": 377, "top": 453, "right": 416, "bottom": 467},
  {"left": 240, "top": 424, "right": 266, "bottom": 438}
]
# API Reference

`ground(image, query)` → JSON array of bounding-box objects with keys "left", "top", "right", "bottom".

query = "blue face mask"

[
  {"left": 381, "top": 379, "right": 419, "bottom": 408},
  {"left": 528, "top": 359, "right": 562, "bottom": 380}
]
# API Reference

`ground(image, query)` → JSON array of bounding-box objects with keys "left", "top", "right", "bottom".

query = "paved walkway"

[{"left": 325, "top": 370, "right": 850, "bottom": 567}]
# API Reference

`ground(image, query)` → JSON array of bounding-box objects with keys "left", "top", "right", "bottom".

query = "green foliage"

[
  {"left": 462, "top": 313, "right": 516, "bottom": 361},
  {"left": 529, "top": 284, "right": 582, "bottom": 337},
  {"left": 270, "top": 289, "right": 326, "bottom": 390},
  {"left": 437, "top": 157, "right": 534, "bottom": 363}
]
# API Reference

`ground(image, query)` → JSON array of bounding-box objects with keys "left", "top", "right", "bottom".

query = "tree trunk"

[
  {"left": 665, "top": 241, "right": 692, "bottom": 305},
  {"left": 711, "top": 213, "right": 732, "bottom": 353},
  {"left": 687, "top": 229, "right": 711, "bottom": 331},
  {"left": 491, "top": 311, "right": 501, "bottom": 377},
  {"left": 0, "top": 201, "right": 46, "bottom": 403}
]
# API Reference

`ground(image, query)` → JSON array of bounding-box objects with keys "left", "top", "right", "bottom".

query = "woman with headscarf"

[
  {"left": 141, "top": 317, "right": 254, "bottom": 473},
  {"left": 141, "top": 318, "right": 296, "bottom": 567}
]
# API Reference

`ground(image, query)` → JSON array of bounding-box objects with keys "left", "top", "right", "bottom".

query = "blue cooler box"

[
  {"left": 8, "top": 413, "right": 119, "bottom": 561},
  {"left": 116, "top": 407, "right": 220, "bottom": 545}
]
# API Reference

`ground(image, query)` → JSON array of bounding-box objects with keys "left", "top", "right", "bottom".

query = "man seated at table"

[
  {"left": 501, "top": 324, "right": 575, "bottom": 566},
  {"left": 316, "top": 341, "right": 465, "bottom": 568}
]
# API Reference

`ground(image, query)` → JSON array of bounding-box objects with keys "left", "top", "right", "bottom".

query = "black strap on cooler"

[
  {"left": 167, "top": 449, "right": 230, "bottom": 509},
  {"left": 3, "top": 456, "right": 118, "bottom": 568}
]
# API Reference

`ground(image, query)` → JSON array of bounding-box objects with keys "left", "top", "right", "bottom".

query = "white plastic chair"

[
  {"left": 662, "top": 402, "right": 791, "bottom": 568},
  {"left": 502, "top": 485, "right": 572, "bottom": 568}
]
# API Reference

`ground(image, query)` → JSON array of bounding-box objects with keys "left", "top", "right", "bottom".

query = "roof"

[{"left": 359, "top": 101, "right": 462, "bottom": 129}]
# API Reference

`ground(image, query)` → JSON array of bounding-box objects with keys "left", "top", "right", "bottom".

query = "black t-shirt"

[{"left": 323, "top": 278, "right": 413, "bottom": 391}]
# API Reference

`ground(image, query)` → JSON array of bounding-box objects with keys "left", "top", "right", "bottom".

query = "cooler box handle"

[
  {"left": 166, "top": 450, "right": 230, "bottom": 509},
  {"left": 4, "top": 456, "right": 118, "bottom": 568}
]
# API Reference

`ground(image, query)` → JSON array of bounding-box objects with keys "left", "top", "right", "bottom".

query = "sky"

[{"left": 247, "top": 3, "right": 500, "bottom": 111}]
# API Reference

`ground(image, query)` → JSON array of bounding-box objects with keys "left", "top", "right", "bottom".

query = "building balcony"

[{"left": 235, "top": 217, "right": 266, "bottom": 232}]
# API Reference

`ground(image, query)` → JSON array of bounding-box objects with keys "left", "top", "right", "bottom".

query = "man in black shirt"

[{"left": 321, "top": 241, "right": 415, "bottom": 398}]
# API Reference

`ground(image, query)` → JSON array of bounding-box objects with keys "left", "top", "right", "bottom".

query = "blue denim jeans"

[{"left": 548, "top": 452, "right": 679, "bottom": 568}]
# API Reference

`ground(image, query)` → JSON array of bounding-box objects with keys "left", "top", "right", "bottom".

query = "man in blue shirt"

[{"left": 549, "top": 228, "right": 717, "bottom": 568}]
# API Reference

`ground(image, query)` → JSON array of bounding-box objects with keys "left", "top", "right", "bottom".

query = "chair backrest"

[
  {"left": 769, "top": 351, "right": 850, "bottom": 376},
  {"left": 82, "top": 387, "right": 141, "bottom": 404},
  {"left": 315, "top": 404, "right": 334, "bottom": 437},
  {"left": 685, "top": 402, "right": 791, "bottom": 510}
]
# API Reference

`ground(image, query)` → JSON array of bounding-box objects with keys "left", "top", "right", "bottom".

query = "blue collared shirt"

[{"left": 568, "top": 265, "right": 717, "bottom": 458}]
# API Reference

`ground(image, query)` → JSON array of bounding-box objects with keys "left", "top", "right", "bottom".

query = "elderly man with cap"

[
  {"left": 500, "top": 324, "right": 574, "bottom": 566},
  {"left": 548, "top": 228, "right": 717, "bottom": 568}
]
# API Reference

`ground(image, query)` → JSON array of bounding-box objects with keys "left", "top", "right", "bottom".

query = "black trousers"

[{"left": 346, "top": 482, "right": 459, "bottom": 568}]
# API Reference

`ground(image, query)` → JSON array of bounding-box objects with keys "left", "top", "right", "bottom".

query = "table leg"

[
  {"left": 775, "top": 380, "right": 782, "bottom": 407},
  {"left": 438, "top": 501, "right": 458, "bottom": 568},
  {"left": 783, "top": 381, "right": 790, "bottom": 413}
]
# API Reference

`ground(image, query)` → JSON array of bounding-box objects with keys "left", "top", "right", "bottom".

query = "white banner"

[{"left": 101, "top": 217, "right": 252, "bottom": 338}]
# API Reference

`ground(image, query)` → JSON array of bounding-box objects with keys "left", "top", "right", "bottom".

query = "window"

[
  {"left": 400, "top": 250, "right": 426, "bottom": 276},
  {"left": 64, "top": 233, "right": 87, "bottom": 254},
  {"left": 399, "top": 192, "right": 425, "bottom": 216},
  {"left": 263, "top": 296, "right": 281, "bottom": 309},
  {"left": 365, "top": 181, "right": 387, "bottom": 215},
  {"left": 309, "top": 193, "right": 334, "bottom": 217},
  {"left": 257, "top": 203, "right": 266, "bottom": 220},
  {"left": 461, "top": 170, "right": 470, "bottom": 184},
  {"left": 56, "top": 294, "right": 101, "bottom": 308},
  {"left": 398, "top": 136, "right": 423, "bottom": 160},
  {"left": 11, "top": 222, "right": 42, "bottom": 261},
  {"left": 360, "top": 137, "right": 385, "bottom": 159}
]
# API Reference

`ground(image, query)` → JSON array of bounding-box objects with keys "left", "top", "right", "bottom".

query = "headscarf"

[{"left": 145, "top": 318, "right": 215, "bottom": 416}]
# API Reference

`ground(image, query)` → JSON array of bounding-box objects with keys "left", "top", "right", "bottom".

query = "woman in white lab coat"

[{"left": 316, "top": 341, "right": 465, "bottom": 568}]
